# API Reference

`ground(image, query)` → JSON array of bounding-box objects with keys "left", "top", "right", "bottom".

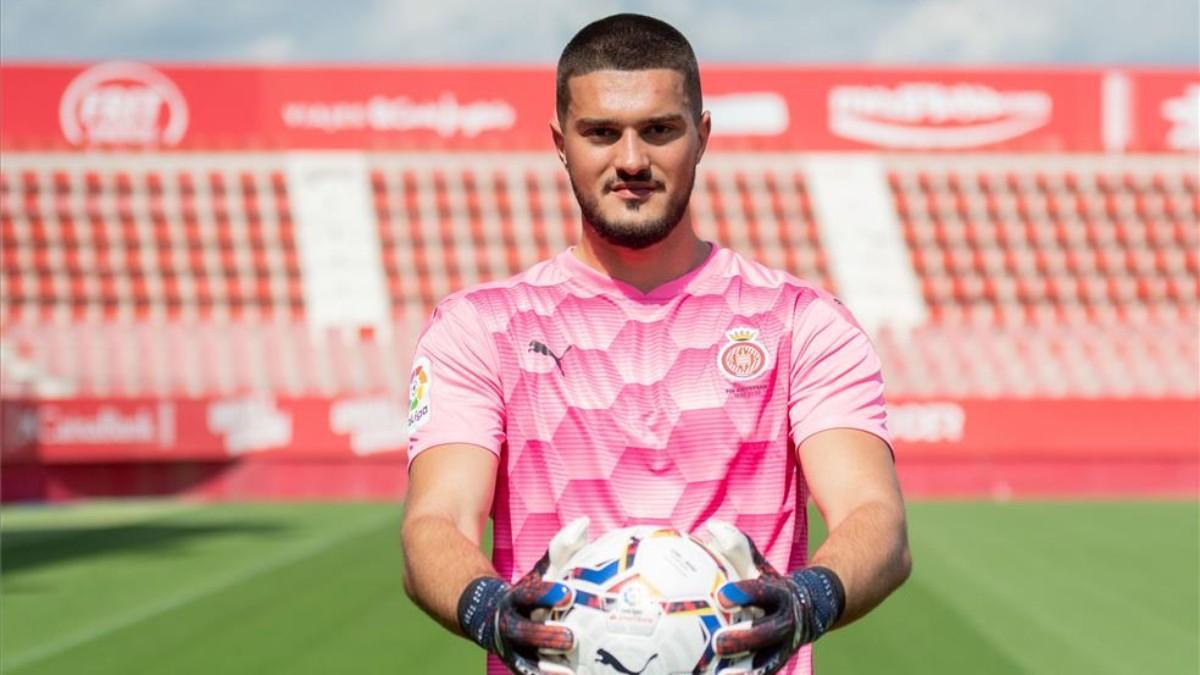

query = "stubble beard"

[{"left": 569, "top": 167, "right": 696, "bottom": 251}]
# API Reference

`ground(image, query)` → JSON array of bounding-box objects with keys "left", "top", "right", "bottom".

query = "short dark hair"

[{"left": 556, "top": 13, "right": 702, "bottom": 124}]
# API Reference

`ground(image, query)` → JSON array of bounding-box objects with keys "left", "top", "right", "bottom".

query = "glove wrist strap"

[
  {"left": 791, "top": 566, "right": 846, "bottom": 640},
  {"left": 457, "top": 576, "right": 509, "bottom": 653}
]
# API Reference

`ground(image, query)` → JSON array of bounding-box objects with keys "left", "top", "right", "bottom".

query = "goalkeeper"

[{"left": 401, "top": 13, "right": 910, "bottom": 675}]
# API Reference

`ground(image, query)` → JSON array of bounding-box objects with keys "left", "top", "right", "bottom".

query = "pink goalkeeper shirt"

[{"left": 407, "top": 244, "right": 891, "bottom": 675}]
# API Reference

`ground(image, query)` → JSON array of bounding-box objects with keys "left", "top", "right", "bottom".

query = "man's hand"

[
  {"left": 457, "top": 518, "right": 590, "bottom": 675},
  {"left": 457, "top": 571, "right": 573, "bottom": 675},
  {"left": 705, "top": 521, "right": 845, "bottom": 675}
]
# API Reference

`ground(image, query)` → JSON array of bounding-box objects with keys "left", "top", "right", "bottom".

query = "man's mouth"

[{"left": 608, "top": 181, "right": 659, "bottom": 200}]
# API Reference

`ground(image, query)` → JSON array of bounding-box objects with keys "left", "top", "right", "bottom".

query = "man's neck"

[{"left": 573, "top": 219, "right": 711, "bottom": 293}]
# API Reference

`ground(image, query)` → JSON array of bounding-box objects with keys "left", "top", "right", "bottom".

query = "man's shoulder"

[
  {"left": 432, "top": 255, "right": 571, "bottom": 321},
  {"left": 710, "top": 248, "right": 864, "bottom": 332},
  {"left": 712, "top": 247, "right": 832, "bottom": 303}
]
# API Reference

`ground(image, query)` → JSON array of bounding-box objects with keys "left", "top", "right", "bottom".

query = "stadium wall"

[{"left": 2, "top": 398, "right": 1195, "bottom": 501}]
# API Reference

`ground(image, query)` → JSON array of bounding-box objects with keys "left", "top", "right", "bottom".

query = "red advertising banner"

[
  {"left": 2, "top": 63, "right": 1195, "bottom": 153},
  {"left": 704, "top": 67, "right": 1103, "bottom": 152},
  {"left": 2, "top": 397, "right": 1196, "bottom": 465},
  {"left": 0, "top": 64, "right": 553, "bottom": 152},
  {"left": 1128, "top": 70, "right": 1200, "bottom": 153},
  {"left": 885, "top": 399, "right": 1199, "bottom": 460},
  {"left": 1, "top": 394, "right": 410, "bottom": 464}
]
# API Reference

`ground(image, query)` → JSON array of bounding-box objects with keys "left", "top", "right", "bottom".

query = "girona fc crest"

[{"left": 717, "top": 327, "right": 771, "bottom": 381}]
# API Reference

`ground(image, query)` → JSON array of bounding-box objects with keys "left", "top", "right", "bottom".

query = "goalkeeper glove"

[
  {"left": 705, "top": 520, "right": 846, "bottom": 675},
  {"left": 457, "top": 517, "right": 589, "bottom": 675}
]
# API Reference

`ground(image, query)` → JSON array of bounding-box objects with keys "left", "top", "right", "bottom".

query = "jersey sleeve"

[
  {"left": 406, "top": 295, "right": 505, "bottom": 466},
  {"left": 788, "top": 293, "right": 892, "bottom": 451}
]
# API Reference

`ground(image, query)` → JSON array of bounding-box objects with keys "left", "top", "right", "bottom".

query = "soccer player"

[{"left": 401, "top": 13, "right": 910, "bottom": 675}]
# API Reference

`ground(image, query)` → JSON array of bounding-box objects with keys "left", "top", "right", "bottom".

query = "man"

[{"left": 402, "top": 13, "right": 910, "bottom": 675}]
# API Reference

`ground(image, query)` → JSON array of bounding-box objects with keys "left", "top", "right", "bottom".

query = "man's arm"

[
  {"left": 799, "top": 427, "right": 911, "bottom": 627},
  {"left": 401, "top": 442, "right": 500, "bottom": 634},
  {"left": 709, "top": 426, "right": 909, "bottom": 667}
]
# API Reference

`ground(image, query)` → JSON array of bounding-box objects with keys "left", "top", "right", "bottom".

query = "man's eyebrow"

[
  {"left": 574, "top": 114, "right": 686, "bottom": 127},
  {"left": 644, "top": 114, "right": 686, "bottom": 125}
]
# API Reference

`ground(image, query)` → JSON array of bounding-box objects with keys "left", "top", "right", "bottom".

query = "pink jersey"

[{"left": 407, "top": 245, "right": 890, "bottom": 675}]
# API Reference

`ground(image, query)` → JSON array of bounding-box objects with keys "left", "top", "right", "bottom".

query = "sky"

[{"left": 1, "top": 0, "right": 1197, "bottom": 66}]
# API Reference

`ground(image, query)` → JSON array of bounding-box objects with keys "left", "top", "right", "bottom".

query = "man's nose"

[{"left": 614, "top": 129, "right": 650, "bottom": 176}]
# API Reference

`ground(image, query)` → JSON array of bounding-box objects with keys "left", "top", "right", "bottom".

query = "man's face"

[{"left": 554, "top": 69, "right": 710, "bottom": 250}]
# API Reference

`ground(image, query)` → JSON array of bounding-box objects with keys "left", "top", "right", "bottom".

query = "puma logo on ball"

[{"left": 595, "top": 648, "right": 658, "bottom": 675}]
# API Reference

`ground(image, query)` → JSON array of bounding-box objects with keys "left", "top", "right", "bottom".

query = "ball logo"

[
  {"left": 717, "top": 327, "right": 771, "bottom": 381},
  {"left": 407, "top": 357, "right": 432, "bottom": 433},
  {"left": 619, "top": 584, "right": 648, "bottom": 608},
  {"left": 608, "top": 580, "right": 659, "bottom": 630},
  {"left": 59, "top": 61, "right": 189, "bottom": 147}
]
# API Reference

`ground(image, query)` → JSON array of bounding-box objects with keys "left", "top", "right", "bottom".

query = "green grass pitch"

[{"left": 2, "top": 500, "right": 1197, "bottom": 674}]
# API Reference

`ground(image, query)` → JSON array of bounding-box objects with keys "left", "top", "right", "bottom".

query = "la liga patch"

[
  {"left": 717, "top": 327, "right": 772, "bottom": 381},
  {"left": 407, "top": 356, "right": 432, "bottom": 433}
]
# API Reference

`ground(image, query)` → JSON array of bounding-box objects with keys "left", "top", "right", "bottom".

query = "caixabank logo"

[
  {"left": 1, "top": 401, "right": 175, "bottom": 449},
  {"left": 59, "top": 61, "right": 189, "bottom": 147}
]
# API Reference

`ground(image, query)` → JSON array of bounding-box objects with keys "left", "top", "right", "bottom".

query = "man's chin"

[
  {"left": 604, "top": 216, "right": 663, "bottom": 232},
  {"left": 605, "top": 196, "right": 656, "bottom": 213},
  {"left": 597, "top": 204, "right": 668, "bottom": 228},
  {"left": 585, "top": 217, "right": 678, "bottom": 250},
  {"left": 573, "top": 180, "right": 692, "bottom": 249}
]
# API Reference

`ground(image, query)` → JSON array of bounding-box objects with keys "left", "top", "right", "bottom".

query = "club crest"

[{"left": 717, "top": 327, "right": 771, "bottom": 381}]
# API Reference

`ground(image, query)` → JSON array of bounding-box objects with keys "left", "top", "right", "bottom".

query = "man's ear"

[
  {"left": 550, "top": 117, "right": 567, "bottom": 167},
  {"left": 695, "top": 110, "right": 712, "bottom": 164}
]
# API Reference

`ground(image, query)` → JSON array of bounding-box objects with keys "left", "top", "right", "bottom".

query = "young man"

[{"left": 402, "top": 13, "right": 910, "bottom": 675}]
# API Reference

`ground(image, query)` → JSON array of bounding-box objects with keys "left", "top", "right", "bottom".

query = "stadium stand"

[
  {"left": 1, "top": 154, "right": 1196, "bottom": 399},
  {"left": 878, "top": 156, "right": 1198, "bottom": 398},
  {"left": 0, "top": 162, "right": 302, "bottom": 322},
  {"left": 1, "top": 63, "right": 1196, "bottom": 500}
]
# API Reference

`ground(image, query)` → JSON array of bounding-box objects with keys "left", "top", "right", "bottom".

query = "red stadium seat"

[{"left": 0, "top": 157, "right": 1193, "bottom": 400}]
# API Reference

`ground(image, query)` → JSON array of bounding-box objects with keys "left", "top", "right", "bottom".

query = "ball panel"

[{"left": 542, "top": 525, "right": 753, "bottom": 674}]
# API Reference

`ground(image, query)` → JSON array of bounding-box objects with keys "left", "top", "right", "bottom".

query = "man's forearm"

[
  {"left": 401, "top": 512, "right": 499, "bottom": 635},
  {"left": 809, "top": 499, "right": 911, "bottom": 627}
]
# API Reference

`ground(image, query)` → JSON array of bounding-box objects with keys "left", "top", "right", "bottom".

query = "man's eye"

[
  {"left": 644, "top": 125, "right": 678, "bottom": 139},
  {"left": 587, "top": 128, "right": 617, "bottom": 139}
]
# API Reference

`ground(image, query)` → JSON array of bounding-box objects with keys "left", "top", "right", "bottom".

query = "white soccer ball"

[{"left": 538, "top": 524, "right": 755, "bottom": 675}]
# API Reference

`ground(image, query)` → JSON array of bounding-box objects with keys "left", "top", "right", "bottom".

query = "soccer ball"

[{"left": 538, "top": 524, "right": 755, "bottom": 675}]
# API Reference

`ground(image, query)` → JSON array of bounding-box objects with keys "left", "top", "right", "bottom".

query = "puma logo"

[
  {"left": 528, "top": 340, "right": 572, "bottom": 375},
  {"left": 595, "top": 648, "right": 658, "bottom": 675}
]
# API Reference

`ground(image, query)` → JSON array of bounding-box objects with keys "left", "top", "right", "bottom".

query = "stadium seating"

[
  {"left": 887, "top": 165, "right": 1198, "bottom": 324},
  {"left": 881, "top": 158, "right": 1197, "bottom": 398},
  {"left": 1, "top": 155, "right": 1196, "bottom": 399},
  {"left": 0, "top": 164, "right": 303, "bottom": 322}
]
